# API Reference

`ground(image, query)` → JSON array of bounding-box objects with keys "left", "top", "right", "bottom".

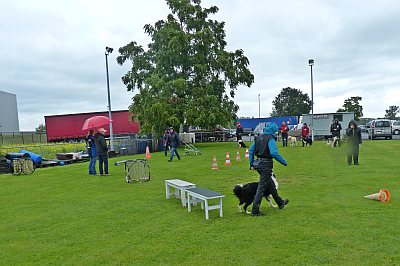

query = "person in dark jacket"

[
  {"left": 330, "top": 119, "right": 342, "bottom": 147},
  {"left": 162, "top": 128, "right": 170, "bottom": 156},
  {"left": 168, "top": 127, "right": 181, "bottom": 162},
  {"left": 346, "top": 120, "right": 362, "bottom": 165},
  {"left": 249, "top": 123, "right": 289, "bottom": 216},
  {"left": 236, "top": 122, "right": 244, "bottom": 141},
  {"left": 95, "top": 128, "right": 109, "bottom": 175},
  {"left": 279, "top": 121, "right": 289, "bottom": 147},
  {"left": 86, "top": 129, "right": 97, "bottom": 175}
]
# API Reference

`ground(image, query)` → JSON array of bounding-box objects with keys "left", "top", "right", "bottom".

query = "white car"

[{"left": 392, "top": 120, "right": 400, "bottom": 135}]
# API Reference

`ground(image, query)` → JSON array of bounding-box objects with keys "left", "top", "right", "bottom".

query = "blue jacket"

[
  {"left": 86, "top": 135, "right": 97, "bottom": 157},
  {"left": 249, "top": 123, "right": 288, "bottom": 167}
]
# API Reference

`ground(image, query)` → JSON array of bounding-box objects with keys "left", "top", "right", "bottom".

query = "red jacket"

[
  {"left": 280, "top": 125, "right": 289, "bottom": 136},
  {"left": 301, "top": 126, "right": 310, "bottom": 137}
]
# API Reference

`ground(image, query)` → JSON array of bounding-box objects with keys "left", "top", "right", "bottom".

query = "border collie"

[
  {"left": 233, "top": 173, "right": 278, "bottom": 213},
  {"left": 238, "top": 139, "right": 247, "bottom": 148}
]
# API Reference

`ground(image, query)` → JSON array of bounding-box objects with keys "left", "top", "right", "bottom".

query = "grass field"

[{"left": 1, "top": 140, "right": 399, "bottom": 265}]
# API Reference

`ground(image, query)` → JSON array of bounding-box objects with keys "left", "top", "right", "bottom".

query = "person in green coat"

[{"left": 346, "top": 120, "right": 362, "bottom": 165}]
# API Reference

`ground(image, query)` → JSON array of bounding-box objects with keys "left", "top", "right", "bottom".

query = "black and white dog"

[
  {"left": 302, "top": 136, "right": 313, "bottom": 146},
  {"left": 238, "top": 139, "right": 247, "bottom": 148},
  {"left": 233, "top": 173, "right": 279, "bottom": 213}
]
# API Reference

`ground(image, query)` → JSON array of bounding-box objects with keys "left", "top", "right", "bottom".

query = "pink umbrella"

[{"left": 82, "top": 116, "right": 111, "bottom": 130}]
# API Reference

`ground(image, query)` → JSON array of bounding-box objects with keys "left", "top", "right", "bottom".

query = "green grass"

[{"left": 1, "top": 140, "right": 399, "bottom": 265}]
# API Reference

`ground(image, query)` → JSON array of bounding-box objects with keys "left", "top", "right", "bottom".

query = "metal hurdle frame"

[
  {"left": 182, "top": 140, "right": 201, "bottom": 156},
  {"left": 114, "top": 159, "right": 150, "bottom": 183}
]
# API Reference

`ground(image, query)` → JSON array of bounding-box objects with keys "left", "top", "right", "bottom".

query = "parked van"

[
  {"left": 392, "top": 120, "right": 400, "bottom": 135},
  {"left": 368, "top": 119, "right": 392, "bottom": 139}
]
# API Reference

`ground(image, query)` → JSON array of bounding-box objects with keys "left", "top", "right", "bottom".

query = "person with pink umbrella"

[
  {"left": 95, "top": 128, "right": 110, "bottom": 176},
  {"left": 86, "top": 129, "right": 97, "bottom": 175}
]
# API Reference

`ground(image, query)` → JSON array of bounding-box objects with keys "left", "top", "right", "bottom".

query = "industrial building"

[{"left": 0, "top": 91, "right": 20, "bottom": 132}]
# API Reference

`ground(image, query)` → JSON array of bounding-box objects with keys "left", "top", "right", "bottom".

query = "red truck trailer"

[{"left": 45, "top": 110, "right": 140, "bottom": 142}]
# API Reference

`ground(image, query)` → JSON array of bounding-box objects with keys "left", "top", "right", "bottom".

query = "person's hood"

[
  {"left": 262, "top": 122, "right": 278, "bottom": 136},
  {"left": 348, "top": 120, "right": 357, "bottom": 127}
]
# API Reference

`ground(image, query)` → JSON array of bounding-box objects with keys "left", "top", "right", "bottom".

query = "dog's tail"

[{"left": 233, "top": 185, "right": 243, "bottom": 198}]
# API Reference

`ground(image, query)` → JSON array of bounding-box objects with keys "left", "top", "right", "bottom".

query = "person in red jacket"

[
  {"left": 279, "top": 121, "right": 289, "bottom": 147},
  {"left": 301, "top": 123, "right": 311, "bottom": 147}
]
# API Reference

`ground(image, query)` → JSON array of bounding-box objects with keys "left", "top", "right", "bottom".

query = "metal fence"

[{"left": 0, "top": 132, "right": 47, "bottom": 145}]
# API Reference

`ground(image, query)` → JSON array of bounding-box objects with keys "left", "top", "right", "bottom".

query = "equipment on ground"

[
  {"left": 182, "top": 140, "right": 201, "bottom": 156},
  {"left": 114, "top": 159, "right": 150, "bottom": 183}
]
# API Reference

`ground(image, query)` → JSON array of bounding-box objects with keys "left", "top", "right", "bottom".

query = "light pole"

[
  {"left": 105, "top": 46, "right": 114, "bottom": 151},
  {"left": 258, "top": 94, "right": 261, "bottom": 118},
  {"left": 308, "top": 59, "right": 314, "bottom": 141}
]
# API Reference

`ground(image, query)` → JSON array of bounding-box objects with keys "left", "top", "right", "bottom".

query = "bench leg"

[
  {"left": 187, "top": 194, "right": 192, "bottom": 212},
  {"left": 205, "top": 200, "right": 209, "bottom": 220},
  {"left": 165, "top": 183, "right": 170, "bottom": 200},
  {"left": 180, "top": 188, "right": 187, "bottom": 207},
  {"left": 219, "top": 198, "right": 223, "bottom": 217}
]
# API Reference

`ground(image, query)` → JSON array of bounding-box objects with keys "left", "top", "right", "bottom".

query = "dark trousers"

[
  {"left": 98, "top": 154, "right": 109, "bottom": 174},
  {"left": 252, "top": 161, "right": 284, "bottom": 214},
  {"left": 347, "top": 144, "right": 359, "bottom": 165},
  {"left": 164, "top": 144, "right": 170, "bottom": 156},
  {"left": 282, "top": 134, "right": 288, "bottom": 147}
]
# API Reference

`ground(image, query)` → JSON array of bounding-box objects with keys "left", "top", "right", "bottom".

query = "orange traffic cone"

[
  {"left": 364, "top": 189, "right": 391, "bottom": 203},
  {"left": 236, "top": 150, "right": 241, "bottom": 162},
  {"left": 145, "top": 146, "right": 151, "bottom": 159},
  {"left": 224, "top": 152, "right": 231, "bottom": 165},
  {"left": 245, "top": 148, "right": 249, "bottom": 159},
  {"left": 211, "top": 155, "right": 218, "bottom": 170}
]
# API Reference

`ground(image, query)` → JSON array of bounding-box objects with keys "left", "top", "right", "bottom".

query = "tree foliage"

[
  {"left": 384, "top": 105, "right": 399, "bottom": 120},
  {"left": 117, "top": 0, "right": 254, "bottom": 136},
  {"left": 271, "top": 87, "right": 311, "bottom": 117},
  {"left": 35, "top": 123, "right": 46, "bottom": 132},
  {"left": 337, "top": 96, "right": 363, "bottom": 121}
]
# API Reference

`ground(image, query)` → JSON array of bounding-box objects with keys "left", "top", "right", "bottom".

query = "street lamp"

[
  {"left": 258, "top": 94, "right": 261, "bottom": 118},
  {"left": 308, "top": 59, "right": 314, "bottom": 141},
  {"left": 105, "top": 46, "right": 114, "bottom": 151}
]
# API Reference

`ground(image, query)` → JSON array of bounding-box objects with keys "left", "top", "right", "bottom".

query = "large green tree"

[
  {"left": 271, "top": 87, "right": 311, "bottom": 117},
  {"left": 337, "top": 96, "right": 363, "bottom": 121},
  {"left": 384, "top": 105, "right": 399, "bottom": 120},
  {"left": 117, "top": 0, "right": 254, "bottom": 136}
]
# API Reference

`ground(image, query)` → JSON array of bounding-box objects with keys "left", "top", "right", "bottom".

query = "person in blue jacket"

[
  {"left": 86, "top": 129, "right": 97, "bottom": 175},
  {"left": 249, "top": 122, "right": 289, "bottom": 216},
  {"left": 168, "top": 127, "right": 181, "bottom": 162}
]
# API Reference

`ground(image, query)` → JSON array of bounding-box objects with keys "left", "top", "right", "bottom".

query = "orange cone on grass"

[
  {"left": 211, "top": 155, "right": 219, "bottom": 170},
  {"left": 145, "top": 146, "right": 151, "bottom": 159},
  {"left": 245, "top": 148, "right": 249, "bottom": 159},
  {"left": 364, "top": 189, "right": 391, "bottom": 203},
  {"left": 236, "top": 150, "right": 241, "bottom": 162},
  {"left": 224, "top": 152, "right": 232, "bottom": 165}
]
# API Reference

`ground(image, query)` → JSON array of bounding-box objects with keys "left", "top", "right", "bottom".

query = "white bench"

[
  {"left": 186, "top": 187, "right": 225, "bottom": 220},
  {"left": 165, "top": 179, "right": 196, "bottom": 207}
]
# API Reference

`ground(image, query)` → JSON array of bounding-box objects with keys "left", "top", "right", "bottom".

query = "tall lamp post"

[
  {"left": 258, "top": 94, "right": 261, "bottom": 118},
  {"left": 308, "top": 59, "right": 314, "bottom": 141},
  {"left": 105, "top": 46, "right": 114, "bottom": 151}
]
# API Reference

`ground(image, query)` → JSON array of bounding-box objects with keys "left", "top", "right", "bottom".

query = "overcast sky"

[{"left": 1, "top": 0, "right": 399, "bottom": 130}]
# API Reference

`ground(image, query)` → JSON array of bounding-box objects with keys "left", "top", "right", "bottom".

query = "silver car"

[{"left": 368, "top": 119, "right": 392, "bottom": 139}]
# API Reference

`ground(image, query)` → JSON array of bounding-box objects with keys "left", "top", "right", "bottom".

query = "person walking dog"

[{"left": 249, "top": 123, "right": 289, "bottom": 216}]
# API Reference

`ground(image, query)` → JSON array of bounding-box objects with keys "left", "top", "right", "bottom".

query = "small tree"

[
  {"left": 117, "top": 0, "right": 254, "bottom": 136},
  {"left": 337, "top": 96, "right": 363, "bottom": 121},
  {"left": 384, "top": 106, "right": 399, "bottom": 120},
  {"left": 271, "top": 87, "right": 311, "bottom": 117}
]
